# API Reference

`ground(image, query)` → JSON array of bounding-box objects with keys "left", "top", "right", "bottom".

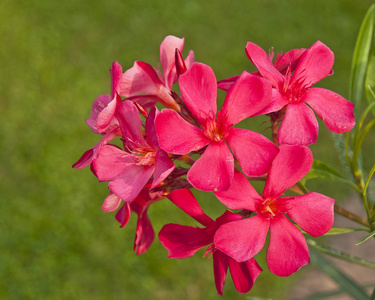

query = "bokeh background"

[{"left": 1, "top": 0, "right": 374, "bottom": 299}]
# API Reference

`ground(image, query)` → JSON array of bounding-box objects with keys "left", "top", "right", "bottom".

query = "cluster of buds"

[{"left": 73, "top": 35, "right": 355, "bottom": 295}]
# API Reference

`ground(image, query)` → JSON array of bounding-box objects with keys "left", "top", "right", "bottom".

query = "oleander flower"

[
  {"left": 245, "top": 41, "right": 355, "bottom": 145},
  {"left": 155, "top": 62, "right": 278, "bottom": 192},
  {"left": 214, "top": 145, "right": 335, "bottom": 276},
  {"left": 159, "top": 188, "right": 262, "bottom": 295}
]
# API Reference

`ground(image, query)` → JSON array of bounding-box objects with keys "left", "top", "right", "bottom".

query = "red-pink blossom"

[
  {"left": 214, "top": 145, "right": 335, "bottom": 276},
  {"left": 245, "top": 41, "right": 355, "bottom": 145},
  {"left": 155, "top": 62, "right": 279, "bottom": 192},
  {"left": 159, "top": 189, "right": 262, "bottom": 295},
  {"left": 120, "top": 35, "right": 194, "bottom": 111},
  {"left": 93, "top": 101, "right": 175, "bottom": 202}
]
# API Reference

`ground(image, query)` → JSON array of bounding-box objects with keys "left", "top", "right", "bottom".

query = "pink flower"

[
  {"left": 108, "top": 188, "right": 165, "bottom": 255},
  {"left": 93, "top": 101, "right": 175, "bottom": 202},
  {"left": 158, "top": 189, "right": 262, "bottom": 295},
  {"left": 155, "top": 62, "right": 279, "bottom": 192},
  {"left": 120, "top": 35, "right": 194, "bottom": 111},
  {"left": 245, "top": 41, "right": 355, "bottom": 145},
  {"left": 214, "top": 145, "right": 335, "bottom": 276}
]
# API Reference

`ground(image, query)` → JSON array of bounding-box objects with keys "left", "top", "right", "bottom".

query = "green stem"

[{"left": 334, "top": 204, "right": 370, "bottom": 227}]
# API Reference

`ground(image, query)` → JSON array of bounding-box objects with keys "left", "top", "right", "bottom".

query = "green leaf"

[
  {"left": 310, "top": 249, "right": 370, "bottom": 300},
  {"left": 356, "top": 229, "right": 375, "bottom": 245},
  {"left": 324, "top": 227, "right": 370, "bottom": 235},
  {"left": 301, "top": 160, "right": 358, "bottom": 191},
  {"left": 307, "top": 239, "right": 375, "bottom": 269},
  {"left": 365, "top": 52, "right": 375, "bottom": 116},
  {"left": 349, "top": 4, "right": 375, "bottom": 114}
]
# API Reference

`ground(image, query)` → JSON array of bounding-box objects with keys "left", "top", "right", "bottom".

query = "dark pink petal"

[
  {"left": 303, "top": 88, "right": 355, "bottom": 133},
  {"left": 214, "top": 214, "right": 270, "bottom": 262},
  {"left": 167, "top": 188, "right": 214, "bottom": 227},
  {"left": 253, "top": 89, "right": 289, "bottom": 116},
  {"left": 188, "top": 142, "right": 234, "bottom": 192},
  {"left": 159, "top": 224, "right": 211, "bottom": 258},
  {"left": 285, "top": 192, "right": 335, "bottom": 237},
  {"left": 217, "top": 75, "right": 240, "bottom": 91},
  {"left": 267, "top": 215, "right": 310, "bottom": 276},
  {"left": 119, "top": 61, "right": 163, "bottom": 97},
  {"left": 151, "top": 149, "right": 175, "bottom": 188},
  {"left": 212, "top": 250, "right": 229, "bottom": 296},
  {"left": 160, "top": 35, "right": 185, "bottom": 89},
  {"left": 134, "top": 211, "right": 154, "bottom": 255},
  {"left": 126, "top": 95, "right": 160, "bottom": 108},
  {"left": 108, "top": 166, "right": 154, "bottom": 202},
  {"left": 155, "top": 109, "right": 210, "bottom": 154},
  {"left": 72, "top": 128, "right": 120, "bottom": 169},
  {"left": 179, "top": 62, "right": 218, "bottom": 124},
  {"left": 214, "top": 170, "right": 261, "bottom": 211},
  {"left": 218, "top": 72, "right": 272, "bottom": 126},
  {"left": 102, "top": 192, "right": 122, "bottom": 212},
  {"left": 93, "top": 145, "right": 137, "bottom": 181},
  {"left": 245, "top": 42, "right": 284, "bottom": 88},
  {"left": 86, "top": 94, "right": 112, "bottom": 134},
  {"left": 145, "top": 106, "right": 159, "bottom": 150},
  {"left": 228, "top": 256, "right": 262, "bottom": 294},
  {"left": 277, "top": 102, "right": 319, "bottom": 146},
  {"left": 116, "top": 100, "right": 149, "bottom": 149},
  {"left": 110, "top": 61, "right": 123, "bottom": 98},
  {"left": 274, "top": 48, "right": 306, "bottom": 74},
  {"left": 263, "top": 144, "right": 313, "bottom": 199},
  {"left": 115, "top": 202, "right": 131, "bottom": 228},
  {"left": 214, "top": 210, "right": 244, "bottom": 227},
  {"left": 96, "top": 94, "right": 121, "bottom": 134},
  {"left": 226, "top": 128, "right": 279, "bottom": 176},
  {"left": 292, "top": 41, "right": 334, "bottom": 88}
]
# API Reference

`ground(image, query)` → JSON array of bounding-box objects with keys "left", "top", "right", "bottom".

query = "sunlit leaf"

[
  {"left": 324, "top": 227, "right": 370, "bottom": 235},
  {"left": 356, "top": 229, "right": 375, "bottom": 245}
]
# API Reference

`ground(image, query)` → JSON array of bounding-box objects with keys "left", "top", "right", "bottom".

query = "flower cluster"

[{"left": 73, "top": 35, "right": 355, "bottom": 295}]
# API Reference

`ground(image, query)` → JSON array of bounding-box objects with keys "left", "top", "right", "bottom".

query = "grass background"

[{"left": 1, "top": 0, "right": 374, "bottom": 299}]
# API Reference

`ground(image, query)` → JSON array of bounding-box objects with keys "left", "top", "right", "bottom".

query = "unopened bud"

[
  {"left": 175, "top": 48, "right": 187, "bottom": 76},
  {"left": 133, "top": 101, "right": 148, "bottom": 118}
]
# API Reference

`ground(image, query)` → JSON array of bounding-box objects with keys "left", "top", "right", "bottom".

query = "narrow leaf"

[
  {"left": 307, "top": 239, "right": 375, "bottom": 269},
  {"left": 356, "top": 229, "right": 375, "bottom": 245},
  {"left": 324, "top": 227, "right": 370, "bottom": 235},
  {"left": 365, "top": 53, "right": 375, "bottom": 116},
  {"left": 310, "top": 249, "right": 369, "bottom": 300},
  {"left": 349, "top": 4, "right": 375, "bottom": 113}
]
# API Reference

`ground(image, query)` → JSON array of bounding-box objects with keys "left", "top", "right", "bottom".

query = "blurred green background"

[{"left": 1, "top": 0, "right": 373, "bottom": 299}]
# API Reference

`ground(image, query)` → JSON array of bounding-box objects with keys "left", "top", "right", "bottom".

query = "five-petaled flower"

[
  {"left": 155, "top": 62, "right": 279, "bottom": 192},
  {"left": 159, "top": 188, "right": 262, "bottom": 295},
  {"left": 214, "top": 145, "right": 335, "bottom": 276},
  {"left": 245, "top": 41, "right": 355, "bottom": 146}
]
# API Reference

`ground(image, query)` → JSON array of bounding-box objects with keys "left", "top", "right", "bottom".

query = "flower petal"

[
  {"left": 267, "top": 215, "right": 310, "bottom": 276},
  {"left": 214, "top": 170, "right": 262, "bottom": 211},
  {"left": 134, "top": 211, "right": 155, "bottom": 255},
  {"left": 151, "top": 149, "right": 175, "bottom": 188},
  {"left": 188, "top": 142, "right": 234, "bottom": 192},
  {"left": 115, "top": 202, "right": 131, "bottom": 228},
  {"left": 102, "top": 192, "right": 122, "bottom": 212},
  {"left": 155, "top": 109, "right": 210, "bottom": 154},
  {"left": 303, "top": 88, "right": 355, "bottom": 133},
  {"left": 292, "top": 41, "right": 334, "bottom": 87},
  {"left": 119, "top": 61, "right": 163, "bottom": 97},
  {"left": 214, "top": 214, "right": 270, "bottom": 262},
  {"left": 285, "top": 192, "right": 335, "bottom": 237},
  {"left": 253, "top": 89, "right": 289, "bottom": 116},
  {"left": 110, "top": 61, "right": 123, "bottom": 98},
  {"left": 96, "top": 94, "right": 121, "bottom": 134},
  {"left": 218, "top": 72, "right": 272, "bottom": 125},
  {"left": 217, "top": 75, "right": 240, "bottom": 91},
  {"left": 263, "top": 145, "right": 312, "bottom": 199},
  {"left": 212, "top": 250, "right": 229, "bottom": 296},
  {"left": 227, "top": 128, "right": 279, "bottom": 176},
  {"left": 160, "top": 35, "right": 185, "bottom": 89},
  {"left": 245, "top": 42, "right": 284, "bottom": 88},
  {"left": 159, "top": 224, "right": 211, "bottom": 258},
  {"left": 228, "top": 256, "right": 262, "bottom": 294},
  {"left": 277, "top": 102, "right": 319, "bottom": 146},
  {"left": 167, "top": 188, "right": 214, "bottom": 227},
  {"left": 179, "top": 62, "right": 218, "bottom": 124},
  {"left": 116, "top": 100, "right": 149, "bottom": 149},
  {"left": 274, "top": 48, "right": 306, "bottom": 74},
  {"left": 86, "top": 94, "right": 112, "bottom": 134}
]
